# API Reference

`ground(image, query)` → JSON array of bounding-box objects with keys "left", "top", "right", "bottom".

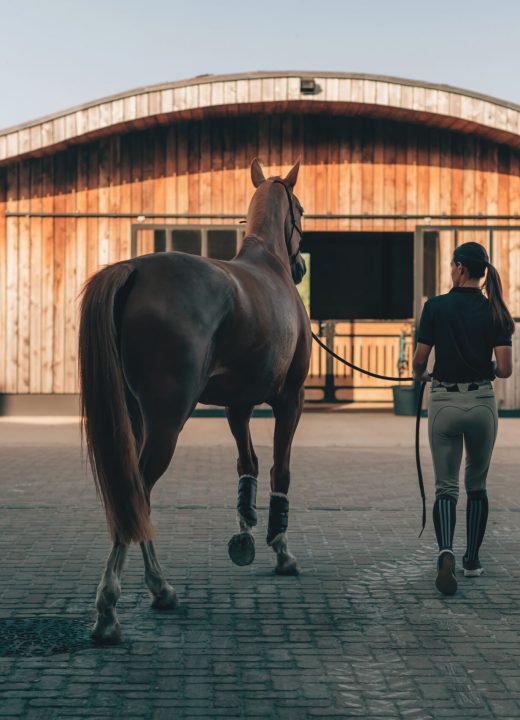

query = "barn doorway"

[
  {"left": 300, "top": 232, "right": 415, "bottom": 404},
  {"left": 300, "top": 232, "right": 413, "bottom": 320}
]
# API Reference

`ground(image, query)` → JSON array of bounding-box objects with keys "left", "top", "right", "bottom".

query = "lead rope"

[{"left": 311, "top": 331, "right": 427, "bottom": 536}]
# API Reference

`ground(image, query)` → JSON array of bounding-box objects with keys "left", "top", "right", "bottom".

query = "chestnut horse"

[{"left": 79, "top": 159, "right": 311, "bottom": 643}]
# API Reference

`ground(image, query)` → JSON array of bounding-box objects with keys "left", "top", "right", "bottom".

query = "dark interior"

[{"left": 300, "top": 232, "right": 414, "bottom": 320}]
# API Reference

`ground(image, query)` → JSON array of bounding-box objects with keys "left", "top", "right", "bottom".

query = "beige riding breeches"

[{"left": 428, "top": 380, "right": 498, "bottom": 501}]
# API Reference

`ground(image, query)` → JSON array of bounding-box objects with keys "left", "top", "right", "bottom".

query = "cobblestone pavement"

[{"left": 1, "top": 417, "right": 520, "bottom": 719}]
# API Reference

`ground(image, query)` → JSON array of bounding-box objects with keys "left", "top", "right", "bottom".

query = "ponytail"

[
  {"left": 484, "top": 263, "right": 516, "bottom": 336},
  {"left": 454, "top": 241, "right": 515, "bottom": 337}
]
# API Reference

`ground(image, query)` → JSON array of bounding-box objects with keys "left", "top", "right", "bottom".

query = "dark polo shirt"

[{"left": 418, "top": 287, "right": 512, "bottom": 382}]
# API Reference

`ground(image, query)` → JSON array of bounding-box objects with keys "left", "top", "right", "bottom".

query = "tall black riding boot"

[
  {"left": 433, "top": 494, "right": 457, "bottom": 596},
  {"left": 463, "top": 490, "right": 488, "bottom": 577}
]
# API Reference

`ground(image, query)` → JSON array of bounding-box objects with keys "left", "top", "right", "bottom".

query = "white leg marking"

[
  {"left": 270, "top": 532, "right": 299, "bottom": 575},
  {"left": 140, "top": 541, "right": 178, "bottom": 610},
  {"left": 91, "top": 543, "right": 128, "bottom": 644}
]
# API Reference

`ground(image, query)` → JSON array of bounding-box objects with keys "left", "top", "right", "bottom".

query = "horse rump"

[{"left": 79, "top": 261, "right": 152, "bottom": 544}]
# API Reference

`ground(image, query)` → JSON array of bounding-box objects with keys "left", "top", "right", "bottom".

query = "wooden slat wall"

[{"left": 0, "top": 114, "right": 520, "bottom": 406}]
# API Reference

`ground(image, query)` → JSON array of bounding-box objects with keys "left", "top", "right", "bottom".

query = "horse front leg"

[
  {"left": 226, "top": 404, "right": 259, "bottom": 566},
  {"left": 268, "top": 386, "right": 304, "bottom": 575}
]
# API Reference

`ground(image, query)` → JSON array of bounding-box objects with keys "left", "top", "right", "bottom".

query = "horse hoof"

[
  {"left": 228, "top": 532, "right": 255, "bottom": 566},
  {"left": 91, "top": 619, "right": 122, "bottom": 645},
  {"left": 151, "top": 585, "right": 178, "bottom": 610},
  {"left": 275, "top": 558, "right": 300, "bottom": 576}
]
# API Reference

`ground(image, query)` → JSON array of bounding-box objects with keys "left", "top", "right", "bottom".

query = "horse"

[{"left": 79, "top": 158, "right": 311, "bottom": 644}]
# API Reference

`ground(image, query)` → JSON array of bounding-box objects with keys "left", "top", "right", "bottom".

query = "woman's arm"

[
  {"left": 413, "top": 342, "right": 433, "bottom": 382},
  {"left": 494, "top": 346, "right": 513, "bottom": 378}
]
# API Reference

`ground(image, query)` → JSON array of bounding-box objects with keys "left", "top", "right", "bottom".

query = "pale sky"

[{"left": 1, "top": 0, "right": 519, "bottom": 130}]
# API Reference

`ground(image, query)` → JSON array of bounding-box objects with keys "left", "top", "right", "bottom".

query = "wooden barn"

[{"left": 0, "top": 71, "right": 519, "bottom": 412}]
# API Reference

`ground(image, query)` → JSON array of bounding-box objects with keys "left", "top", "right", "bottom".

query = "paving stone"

[{"left": 1, "top": 425, "right": 520, "bottom": 718}]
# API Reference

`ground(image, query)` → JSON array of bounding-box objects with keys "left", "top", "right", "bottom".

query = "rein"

[{"left": 311, "top": 332, "right": 427, "bottom": 537}]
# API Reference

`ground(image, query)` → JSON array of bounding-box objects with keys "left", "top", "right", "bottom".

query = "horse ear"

[
  {"left": 284, "top": 159, "right": 301, "bottom": 189},
  {"left": 251, "top": 158, "right": 266, "bottom": 188}
]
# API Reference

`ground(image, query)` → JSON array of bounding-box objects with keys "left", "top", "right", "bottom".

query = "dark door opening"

[{"left": 300, "top": 232, "right": 414, "bottom": 319}]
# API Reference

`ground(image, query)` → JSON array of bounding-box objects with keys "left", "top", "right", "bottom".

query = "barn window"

[
  {"left": 207, "top": 229, "right": 237, "bottom": 259},
  {"left": 171, "top": 229, "right": 202, "bottom": 255}
]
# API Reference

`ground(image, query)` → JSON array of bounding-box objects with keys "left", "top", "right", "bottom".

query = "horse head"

[{"left": 250, "top": 159, "right": 307, "bottom": 285}]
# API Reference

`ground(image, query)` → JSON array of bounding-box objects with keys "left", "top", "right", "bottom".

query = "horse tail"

[{"left": 79, "top": 262, "right": 153, "bottom": 544}]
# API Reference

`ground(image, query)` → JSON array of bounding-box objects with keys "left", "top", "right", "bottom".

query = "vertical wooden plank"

[
  {"left": 245, "top": 115, "right": 259, "bottom": 215},
  {"left": 462, "top": 135, "right": 476, "bottom": 218},
  {"left": 119, "top": 134, "right": 132, "bottom": 258},
  {"left": 327, "top": 117, "right": 339, "bottom": 231},
  {"left": 17, "top": 160, "right": 31, "bottom": 393},
  {"left": 314, "top": 115, "right": 327, "bottom": 230},
  {"left": 142, "top": 129, "right": 155, "bottom": 220},
  {"left": 269, "top": 114, "right": 282, "bottom": 176},
  {"left": 405, "top": 125, "right": 418, "bottom": 219},
  {"left": 383, "top": 120, "right": 397, "bottom": 230},
  {"left": 29, "top": 158, "right": 43, "bottom": 393},
  {"left": 153, "top": 127, "right": 167, "bottom": 222},
  {"left": 177, "top": 122, "right": 189, "bottom": 217},
  {"left": 41, "top": 156, "right": 54, "bottom": 393},
  {"left": 53, "top": 153, "right": 66, "bottom": 393},
  {"left": 5, "top": 166, "right": 19, "bottom": 393},
  {"left": 222, "top": 119, "right": 235, "bottom": 222},
  {"left": 350, "top": 117, "right": 363, "bottom": 231},
  {"left": 234, "top": 116, "right": 247, "bottom": 221},
  {"left": 0, "top": 168, "right": 6, "bottom": 391},
  {"left": 109, "top": 135, "right": 122, "bottom": 262},
  {"left": 98, "top": 138, "right": 110, "bottom": 266},
  {"left": 200, "top": 119, "right": 212, "bottom": 221},
  {"left": 130, "top": 131, "right": 144, "bottom": 251},
  {"left": 428, "top": 129, "right": 440, "bottom": 222},
  {"left": 394, "top": 122, "right": 407, "bottom": 224},
  {"left": 86, "top": 142, "right": 99, "bottom": 277},
  {"left": 507, "top": 150, "right": 520, "bottom": 316},
  {"left": 450, "top": 133, "right": 464, "bottom": 219},
  {"left": 210, "top": 119, "right": 223, "bottom": 221},
  {"left": 188, "top": 120, "right": 201, "bottom": 217},
  {"left": 360, "top": 118, "right": 374, "bottom": 230},
  {"left": 302, "top": 116, "right": 316, "bottom": 229},
  {"left": 372, "top": 119, "right": 384, "bottom": 230},
  {"left": 416, "top": 126, "right": 429, "bottom": 218},
  {"left": 76, "top": 146, "right": 88, "bottom": 358},
  {"left": 64, "top": 150, "right": 78, "bottom": 393},
  {"left": 439, "top": 130, "right": 452, "bottom": 218},
  {"left": 165, "top": 124, "right": 177, "bottom": 221},
  {"left": 338, "top": 117, "right": 352, "bottom": 230}
]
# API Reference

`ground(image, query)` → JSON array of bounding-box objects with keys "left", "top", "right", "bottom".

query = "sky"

[{"left": 1, "top": 0, "right": 519, "bottom": 130}]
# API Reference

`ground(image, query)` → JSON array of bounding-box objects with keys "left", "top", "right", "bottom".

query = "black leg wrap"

[
  {"left": 465, "top": 490, "right": 488, "bottom": 562},
  {"left": 433, "top": 494, "right": 457, "bottom": 551},
  {"left": 267, "top": 494, "right": 289, "bottom": 545},
  {"left": 237, "top": 475, "right": 257, "bottom": 527}
]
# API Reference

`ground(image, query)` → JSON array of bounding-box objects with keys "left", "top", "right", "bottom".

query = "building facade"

[{"left": 0, "top": 72, "right": 519, "bottom": 409}]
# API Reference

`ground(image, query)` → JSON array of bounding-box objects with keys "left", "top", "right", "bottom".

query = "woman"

[{"left": 413, "top": 241, "right": 514, "bottom": 596}]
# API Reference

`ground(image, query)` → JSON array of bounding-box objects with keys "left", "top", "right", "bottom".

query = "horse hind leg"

[
  {"left": 141, "top": 540, "right": 177, "bottom": 610},
  {"left": 138, "top": 410, "right": 186, "bottom": 610},
  {"left": 92, "top": 542, "right": 128, "bottom": 644},
  {"left": 226, "top": 405, "right": 259, "bottom": 567},
  {"left": 268, "top": 387, "right": 304, "bottom": 575}
]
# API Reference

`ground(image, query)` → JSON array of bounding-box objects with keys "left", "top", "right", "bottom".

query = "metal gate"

[{"left": 305, "top": 320, "right": 414, "bottom": 404}]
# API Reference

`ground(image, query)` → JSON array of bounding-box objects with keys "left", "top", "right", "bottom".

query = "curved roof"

[{"left": 2, "top": 70, "right": 520, "bottom": 165}]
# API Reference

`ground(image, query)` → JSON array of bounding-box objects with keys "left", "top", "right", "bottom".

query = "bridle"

[{"left": 272, "top": 179, "right": 303, "bottom": 261}]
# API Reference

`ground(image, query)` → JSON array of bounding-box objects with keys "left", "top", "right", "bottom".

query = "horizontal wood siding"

[{"left": 0, "top": 114, "right": 519, "bottom": 406}]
